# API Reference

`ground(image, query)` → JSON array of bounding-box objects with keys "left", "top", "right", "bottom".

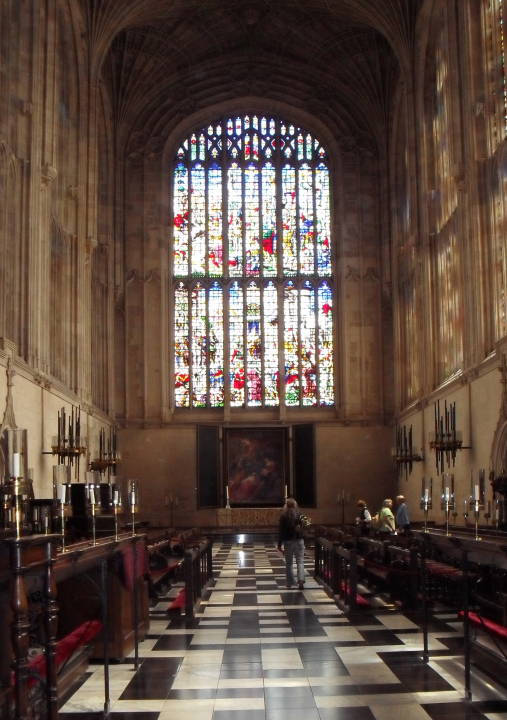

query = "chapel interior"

[{"left": 2, "top": 0, "right": 507, "bottom": 718}]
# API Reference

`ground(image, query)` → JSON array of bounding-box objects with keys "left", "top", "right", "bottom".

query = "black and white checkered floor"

[{"left": 60, "top": 535, "right": 507, "bottom": 719}]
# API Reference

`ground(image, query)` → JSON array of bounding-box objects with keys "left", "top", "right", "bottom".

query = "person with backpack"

[{"left": 277, "top": 497, "right": 306, "bottom": 589}]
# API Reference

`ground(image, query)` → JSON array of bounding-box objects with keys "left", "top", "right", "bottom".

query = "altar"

[{"left": 217, "top": 507, "right": 281, "bottom": 528}]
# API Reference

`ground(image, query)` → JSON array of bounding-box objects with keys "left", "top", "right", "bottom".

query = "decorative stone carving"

[
  {"left": 0, "top": 358, "right": 17, "bottom": 433},
  {"left": 20, "top": 100, "right": 33, "bottom": 115},
  {"left": 363, "top": 267, "right": 379, "bottom": 282},
  {"left": 344, "top": 265, "right": 361, "bottom": 281},
  {"left": 41, "top": 163, "right": 58, "bottom": 185},
  {"left": 144, "top": 270, "right": 160, "bottom": 284}
]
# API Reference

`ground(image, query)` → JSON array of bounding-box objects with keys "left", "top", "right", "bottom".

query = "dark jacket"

[{"left": 278, "top": 509, "right": 304, "bottom": 546}]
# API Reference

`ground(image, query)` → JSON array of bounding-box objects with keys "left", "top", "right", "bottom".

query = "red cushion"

[
  {"left": 21, "top": 619, "right": 102, "bottom": 687},
  {"left": 168, "top": 588, "right": 186, "bottom": 610},
  {"left": 459, "top": 611, "right": 507, "bottom": 639}
]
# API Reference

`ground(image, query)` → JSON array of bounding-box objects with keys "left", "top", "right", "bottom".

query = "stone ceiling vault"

[{"left": 79, "top": 0, "right": 422, "bottom": 154}]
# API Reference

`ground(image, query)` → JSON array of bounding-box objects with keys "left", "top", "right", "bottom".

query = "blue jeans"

[{"left": 284, "top": 539, "right": 305, "bottom": 585}]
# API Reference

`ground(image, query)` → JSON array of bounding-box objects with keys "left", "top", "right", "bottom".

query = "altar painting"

[{"left": 226, "top": 428, "right": 286, "bottom": 506}]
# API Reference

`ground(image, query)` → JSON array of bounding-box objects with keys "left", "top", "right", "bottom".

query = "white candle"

[
  {"left": 475, "top": 484, "right": 480, "bottom": 501},
  {"left": 88, "top": 485, "right": 95, "bottom": 505},
  {"left": 424, "top": 488, "right": 429, "bottom": 502},
  {"left": 131, "top": 489, "right": 136, "bottom": 505},
  {"left": 12, "top": 453, "right": 20, "bottom": 478},
  {"left": 226, "top": 485, "right": 229, "bottom": 500},
  {"left": 445, "top": 487, "right": 450, "bottom": 501},
  {"left": 284, "top": 484, "right": 288, "bottom": 499},
  {"left": 59, "top": 483, "right": 67, "bottom": 503}
]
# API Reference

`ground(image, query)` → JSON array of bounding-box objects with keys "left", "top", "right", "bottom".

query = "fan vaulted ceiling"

[{"left": 85, "top": 0, "right": 422, "bottom": 153}]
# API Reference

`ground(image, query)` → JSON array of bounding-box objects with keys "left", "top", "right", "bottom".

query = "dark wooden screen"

[
  {"left": 293, "top": 423, "right": 315, "bottom": 507},
  {"left": 197, "top": 425, "right": 220, "bottom": 508}
]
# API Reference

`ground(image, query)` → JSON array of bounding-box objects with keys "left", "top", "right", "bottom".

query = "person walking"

[
  {"left": 378, "top": 498, "right": 396, "bottom": 535},
  {"left": 355, "top": 499, "right": 372, "bottom": 536},
  {"left": 277, "top": 497, "right": 306, "bottom": 589},
  {"left": 395, "top": 494, "right": 411, "bottom": 533}
]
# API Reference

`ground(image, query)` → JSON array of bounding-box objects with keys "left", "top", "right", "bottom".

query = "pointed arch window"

[{"left": 172, "top": 115, "right": 334, "bottom": 409}]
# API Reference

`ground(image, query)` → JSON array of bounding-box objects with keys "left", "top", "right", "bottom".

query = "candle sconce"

[
  {"left": 89, "top": 426, "right": 121, "bottom": 478},
  {"left": 419, "top": 477, "right": 433, "bottom": 532},
  {"left": 392, "top": 424, "right": 423, "bottom": 479},
  {"left": 44, "top": 406, "right": 86, "bottom": 480},
  {"left": 430, "top": 400, "right": 470, "bottom": 475}
]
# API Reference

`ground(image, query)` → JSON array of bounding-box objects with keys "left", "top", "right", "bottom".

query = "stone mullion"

[
  {"left": 143, "top": 159, "right": 163, "bottom": 425},
  {"left": 75, "top": 75, "right": 98, "bottom": 404},
  {"left": 389, "top": 97, "right": 404, "bottom": 412},
  {"left": 27, "top": 0, "right": 57, "bottom": 373}
]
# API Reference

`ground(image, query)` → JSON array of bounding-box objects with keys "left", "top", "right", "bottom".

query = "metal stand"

[
  {"left": 444, "top": 501, "right": 451, "bottom": 536},
  {"left": 420, "top": 538, "right": 429, "bottom": 664},
  {"left": 462, "top": 549, "right": 472, "bottom": 701},
  {"left": 133, "top": 539, "right": 139, "bottom": 671},
  {"left": 60, "top": 501, "right": 66, "bottom": 552},
  {"left": 91, "top": 501, "right": 97, "bottom": 546},
  {"left": 473, "top": 503, "right": 482, "bottom": 541},
  {"left": 101, "top": 559, "right": 111, "bottom": 717}
]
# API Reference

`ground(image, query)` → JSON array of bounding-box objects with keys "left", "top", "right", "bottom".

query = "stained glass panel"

[
  {"left": 284, "top": 282, "right": 300, "bottom": 407},
  {"left": 172, "top": 115, "right": 334, "bottom": 408},
  {"left": 173, "top": 164, "right": 189, "bottom": 275},
  {"left": 282, "top": 166, "right": 297, "bottom": 274},
  {"left": 229, "top": 282, "right": 245, "bottom": 407},
  {"left": 318, "top": 282, "right": 334, "bottom": 405},
  {"left": 174, "top": 283, "right": 190, "bottom": 407},
  {"left": 190, "top": 284, "right": 207, "bottom": 406},
  {"left": 209, "top": 283, "right": 224, "bottom": 406},
  {"left": 208, "top": 166, "right": 223, "bottom": 275},
  {"left": 263, "top": 282, "right": 279, "bottom": 405},
  {"left": 246, "top": 283, "right": 262, "bottom": 406},
  {"left": 261, "top": 164, "right": 277, "bottom": 275}
]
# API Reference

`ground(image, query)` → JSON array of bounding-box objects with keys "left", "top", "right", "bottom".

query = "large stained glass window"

[{"left": 172, "top": 115, "right": 334, "bottom": 409}]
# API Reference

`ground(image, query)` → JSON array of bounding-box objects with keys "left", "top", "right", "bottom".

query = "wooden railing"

[
  {"left": 183, "top": 538, "right": 213, "bottom": 618},
  {"left": 314, "top": 537, "right": 358, "bottom": 611}
]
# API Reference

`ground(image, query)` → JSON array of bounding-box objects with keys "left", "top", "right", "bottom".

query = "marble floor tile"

[{"left": 62, "top": 535, "right": 507, "bottom": 720}]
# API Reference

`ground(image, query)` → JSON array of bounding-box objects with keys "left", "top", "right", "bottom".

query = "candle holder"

[
  {"left": 419, "top": 496, "right": 432, "bottom": 532},
  {"left": 440, "top": 492, "right": 455, "bottom": 536},
  {"left": 54, "top": 472, "right": 71, "bottom": 552},
  {"left": 470, "top": 497, "right": 483, "bottom": 541},
  {"left": 128, "top": 479, "right": 139, "bottom": 536},
  {"left": 419, "top": 477, "right": 433, "bottom": 532},
  {"left": 112, "top": 485, "right": 123, "bottom": 541},
  {"left": 86, "top": 482, "right": 99, "bottom": 545}
]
